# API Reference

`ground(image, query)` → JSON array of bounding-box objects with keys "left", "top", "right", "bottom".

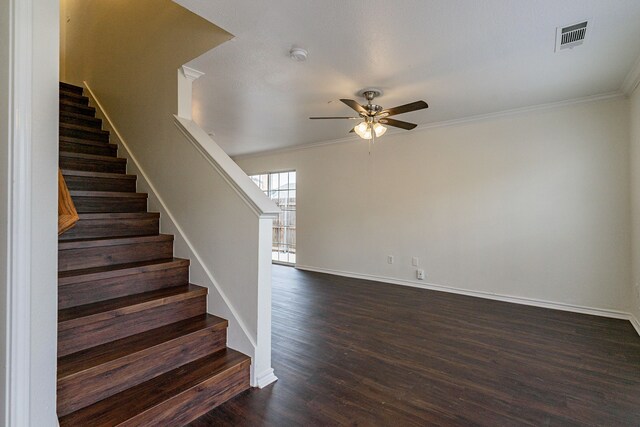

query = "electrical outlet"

[
  {"left": 416, "top": 269, "right": 425, "bottom": 280},
  {"left": 387, "top": 255, "right": 394, "bottom": 264},
  {"left": 412, "top": 257, "right": 419, "bottom": 267}
]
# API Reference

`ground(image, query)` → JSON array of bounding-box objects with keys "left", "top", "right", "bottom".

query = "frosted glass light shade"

[
  {"left": 373, "top": 123, "right": 387, "bottom": 137},
  {"left": 354, "top": 122, "right": 372, "bottom": 139}
]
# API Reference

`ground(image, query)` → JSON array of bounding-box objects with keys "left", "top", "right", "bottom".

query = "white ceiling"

[{"left": 177, "top": 0, "right": 640, "bottom": 157}]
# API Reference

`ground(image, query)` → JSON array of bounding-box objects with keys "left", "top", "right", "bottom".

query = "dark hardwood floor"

[{"left": 190, "top": 265, "right": 640, "bottom": 426}]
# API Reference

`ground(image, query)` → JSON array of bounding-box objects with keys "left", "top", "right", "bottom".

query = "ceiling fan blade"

[
  {"left": 309, "top": 116, "right": 361, "bottom": 120},
  {"left": 379, "top": 118, "right": 418, "bottom": 130},
  {"left": 381, "top": 100, "right": 428, "bottom": 117},
  {"left": 340, "top": 99, "right": 368, "bottom": 115}
]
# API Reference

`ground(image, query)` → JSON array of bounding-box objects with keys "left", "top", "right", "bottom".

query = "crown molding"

[
  {"left": 232, "top": 91, "right": 624, "bottom": 161},
  {"left": 621, "top": 53, "right": 640, "bottom": 96},
  {"left": 181, "top": 65, "right": 205, "bottom": 81}
]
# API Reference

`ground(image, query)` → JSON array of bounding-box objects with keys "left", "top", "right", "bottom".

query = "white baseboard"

[
  {"left": 255, "top": 368, "right": 278, "bottom": 389},
  {"left": 295, "top": 265, "right": 638, "bottom": 332}
]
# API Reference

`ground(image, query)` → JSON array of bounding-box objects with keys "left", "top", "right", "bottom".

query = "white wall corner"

[
  {"left": 622, "top": 53, "right": 640, "bottom": 96},
  {"left": 177, "top": 65, "right": 204, "bottom": 120}
]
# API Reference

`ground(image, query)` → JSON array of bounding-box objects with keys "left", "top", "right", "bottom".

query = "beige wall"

[
  {"left": 238, "top": 98, "right": 632, "bottom": 313},
  {"left": 630, "top": 87, "right": 640, "bottom": 322},
  {"left": 60, "top": 1, "right": 275, "bottom": 369},
  {"left": 61, "top": 0, "right": 230, "bottom": 115}
]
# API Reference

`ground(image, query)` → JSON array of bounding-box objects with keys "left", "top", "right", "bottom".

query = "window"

[{"left": 250, "top": 171, "right": 296, "bottom": 264}]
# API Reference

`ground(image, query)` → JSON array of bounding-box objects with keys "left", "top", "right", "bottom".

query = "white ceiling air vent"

[{"left": 555, "top": 21, "right": 588, "bottom": 52}]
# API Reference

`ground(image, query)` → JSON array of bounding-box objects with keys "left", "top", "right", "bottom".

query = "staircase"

[{"left": 57, "top": 81, "right": 250, "bottom": 426}]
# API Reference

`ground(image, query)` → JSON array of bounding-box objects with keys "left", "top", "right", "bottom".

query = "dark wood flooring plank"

[{"left": 189, "top": 265, "right": 640, "bottom": 426}]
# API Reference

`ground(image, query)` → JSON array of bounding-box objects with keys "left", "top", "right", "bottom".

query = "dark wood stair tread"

[
  {"left": 58, "top": 212, "right": 160, "bottom": 241},
  {"left": 60, "top": 151, "right": 125, "bottom": 163},
  {"left": 60, "top": 82, "right": 84, "bottom": 94},
  {"left": 58, "top": 257, "right": 188, "bottom": 284},
  {"left": 60, "top": 126, "right": 109, "bottom": 143},
  {"left": 68, "top": 191, "right": 148, "bottom": 214},
  {"left": 59, "top": 233, "right": 172, "bottom": 250},
  {"left": 56, "top": 314, "right": 229, "bottom": 417},
  {"left": 58, "top": 284, "right": 207, "bottom": 328},
  {"left": 69, "top": 190, "right": 147, "bottom": 199},
  {"left": 59, "top": 99, "right": 95, "bottom": 114},
  {"left": 59, "top": 136, "right": 114, "bottom": 148},
  {"left": 58, "top": 314, "right": 227, "bottom": 378},
  {"left": 62, "top": 170, "right": 136, "bottom": 192},
  {"left": 58, "top": 349, "right": 250, "bottom": 427},
  {"left": 60, "top": 110, "right": 102, "bottom": 126},
  {"left": 61, "top": 169, "right": 135, "bottom": 180},
  {"left": 60, "top": 122, "right": 109, "bottom": 136},
  {"left": 59, "top": 90, "right": 89, "bottom": 101},
  {"left": 75, "top": 212, "right": 158, "bottom": 220}
]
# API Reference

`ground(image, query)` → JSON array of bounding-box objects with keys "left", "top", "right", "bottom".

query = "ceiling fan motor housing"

[{"left": 358, "top": 88, "right": 383, "bottom": 102}]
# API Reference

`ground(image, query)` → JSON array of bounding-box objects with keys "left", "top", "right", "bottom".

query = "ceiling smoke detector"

[
  {"left": 289, "top": 47, "right": 308, "bottom": 62},
  {"left": 555, "top": 20, "right": 589, "bottom": 52}
]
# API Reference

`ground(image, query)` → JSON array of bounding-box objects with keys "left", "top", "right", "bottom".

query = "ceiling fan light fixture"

[
  {"left": 373, "top": 122, "right": 387, "bottom": 137},
  {"left": 354, "top": 121, "right": 372, "bottom": 139}
]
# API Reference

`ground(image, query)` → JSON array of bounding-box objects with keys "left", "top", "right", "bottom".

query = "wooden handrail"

[{"left": 58, "top": 169, "right": 79, "bottom": 235}]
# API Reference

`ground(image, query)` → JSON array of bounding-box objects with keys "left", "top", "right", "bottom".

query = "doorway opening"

[{"left": 250, "top": 171, "right": 296, "bottom": 265}]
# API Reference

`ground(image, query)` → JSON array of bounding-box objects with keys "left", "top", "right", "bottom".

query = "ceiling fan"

[{"left": 310, "top": 88, "right": 428, "bottom": 141}]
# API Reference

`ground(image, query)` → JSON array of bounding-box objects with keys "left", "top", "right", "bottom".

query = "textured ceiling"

[{"left": 176, "top": 0, "right": 640, "bottom": 156}]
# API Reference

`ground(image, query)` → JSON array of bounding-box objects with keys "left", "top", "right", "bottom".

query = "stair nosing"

[
  {"left": 58, "top": 284, "right": 207, "bottom": 330},
  {"left": 57, "top": 314, "right": 228, "bottom": 380},
  {"left": 58, "top": 349, "right": 250, "bottom": 426},
  {"left": 61, "top": 169, "right": 135, "bottom": 179},
  {"left": 60, "top": 122, "right": 109, "bottom": 135},
  {"left": 60, "top": 82, "right": 83, "bottom": 90},
  {"left": 58, "top": 258, "right": 189, "bottom": 285},
  {"left": 59, "top": 137, "right": 115, "bottom": 148},
  {"left": 59, "top": 90, "right": 89, "bottom": 99},
  {"left": 58, "top": 233, "right": 173, "bottom": 250},
  {"left": 69, "top": 190, "right": 147, "bottom": 199},
  {"left": 59, "top": 99, "right": 95, "bottom": 110},
  {"left": 60, "top": 151, "right": 125, "bottom": 162},
  {"left": 60, "top": 110, "right": 100, "bottom": 120},
  {"left": 76, "top": 212, "right": 159, "bottom": 220}
]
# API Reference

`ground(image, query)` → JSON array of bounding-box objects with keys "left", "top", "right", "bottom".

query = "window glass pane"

[
  {"left": 249, "top": 171, "right": 296, "bottom": 265},
  {"left": 269, "top": 174, "right": 279, "bottom": 194},
  {"left": 279, "top": 172, "right": 289, "bottom": 190},
  {"left": 288, "top": 172, "right": 296, "bottom": 189}
]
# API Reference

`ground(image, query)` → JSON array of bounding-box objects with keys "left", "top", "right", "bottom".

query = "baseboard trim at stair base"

[
  {"left": 295, "top": 265, "right": 639, "bottom": 335},
  {"left": 255, "top": 368, "right": 278, "bottom": 389},
  {"left": 630, "top": 314, "right": 640, "bottom": 336}
]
